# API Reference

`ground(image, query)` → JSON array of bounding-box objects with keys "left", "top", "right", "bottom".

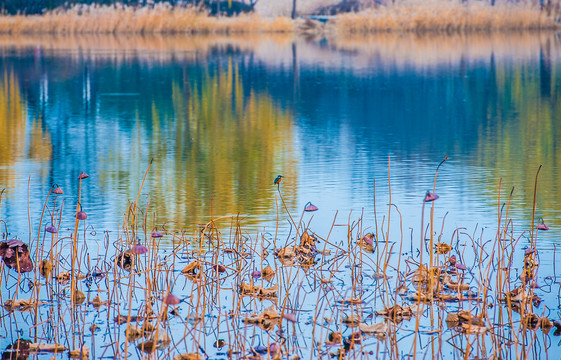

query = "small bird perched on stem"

[{"left": 273, "top": 175, "right": 283, "bottom": 189}]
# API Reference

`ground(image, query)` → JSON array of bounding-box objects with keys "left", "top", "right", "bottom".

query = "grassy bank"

[
  {"left": 334, "top": 0, "right": 560, "bottom": 33},
  {"left": 0, "top": 0, "right": 558, "bottom": 35},
  {"left": 0, "top": 3, "right": 294, "bottom": 34}
]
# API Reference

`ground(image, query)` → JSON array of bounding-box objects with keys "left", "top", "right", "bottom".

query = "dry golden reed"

[
  {"left": 333, "top": 0, "right": 560, "bottom": 33},
  {"left": 0, "top": 0, "right": 558, "bottom": 34},
  {"left": 0, "top": 3, "right": 294, "bottom": 34}
]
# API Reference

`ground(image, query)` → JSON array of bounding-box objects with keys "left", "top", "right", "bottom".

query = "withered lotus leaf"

[
  {"left": 238, "top": 283, "right": 255, "bottom": 295},
  {"left": 174, "top": 354, "right": 203, "bottom": 360},
  {"left": 358, "top": 236, "right": 375, "bottom": 253},
  {"left": 460, "top": 323, "right": 488, "bottom": 335},
  {"left": 137, "top": 331, "right": 171, "bottom": 353},
  {"left": 242, "top": 310, "right": 279, "bottom": 331},
  {"left": 2, "top": 339, "right": 31, "bottom": 358},
  {"left": 455, "top": 262, "right": 468, "bottom": 271},
  {"left": 327, "top": 331, "right": 343, "bottom": 344},
  {"left": 522, "top": 313, "right": 540, "bottom": 330},
  {"left": 359, "top": 321, "right": 388, "bottom": 340},
  {"left": 151, "top": 231, "right": 163, "bottom": 238},
  {"left": 553, "top": 320, "right": 561, "bottom": 336},
  {"left": 68, "top": 346, "right": 89, "bottom": 359},
  {"left": 131, "top": 244, "right": 148, "bottom": 255},
  {"left": 344, "top": 332, "right": 363, "bottom": 349},
  {"left": 411, "top": 264, "right": 430, "bottom": 285},
  {"left": 342, "top": 297, "right": 363, "bottom": 305},
  {"left": 275, "top": 247, "right": 295, "bottom": 259},
  {"left": 283, "top": 312, "right": 298, "bottom": 322},
  {"left": 39, "top": 259, "right": 52, "bottom": 278},
  {"left": 126, "top": 325, "right": 144, "bottom": 342},
  {"left": 361, "top": 233, "right": 375, "bottom": 246},
  {"left": 116, "top": 250, "right": 134, "bottom": 272},
  {"left": 424, "top": 192, "right": 439, "bottom": 202},
  {"left": 539, "top": 317, "right": 553, "bottom": 334},
  {"left": 3, "top": 298, "right": 40, "bottom": 312},
  {"left": 457, "top": 310, "right": 485, "bottom": 326},
  {"left": 0, "top": 240, "right": 33, "bottom": 273},
  {"left": 213, "top": 264, "right": 226, "bottom": 273},
  {"left": 300, "top": 231, "right": 318, "bottom": 249},
  {"left": 162, "top": 293, "right": 180, "bottom": 305},
  {"left": 181, "top": 261, "right": 202, "bottom": 279},
  {"left": 242, "top": 314, "right": 262, "bottom": 325},
  {"left": 186, "top": 312, "right": 202, "bottom": 324},
  {"left": 238, "top": 283, "right": 279, "bottom": 299},
  {"left": 261, "top": 306, "right": 280, "bottom": 319},
  {"left": 446, "top": 312, "right": 460, "bottom": 327},
  {"left": 29, "top": 343, "right": 68, "bottom": 352},
  {"left": 55, "top": 271, "right": 86, "bottom": 284},
  {"left": 343, "top": 314, "right": 361, "bottom": 327},
  {"left": 435, "top": 242, "right": 452, "bottom": 254},
  {"left": 213, "top": 339, "right": 226, "bottom": 348},
  {"left": 261, "top": 265, "right": 275, "bottom": 281},
  {"left": 375, "top": 304, "right": 416, "bottom": 323},
  {"left": 142, "top": 322, "right": 155, "bottom": 335},
  {"left": 114, "top": 314, "right": 144, "bottom": 324},
  {"left": 73, "top": 290, "right": 86, "bottom": 305},
  {"left": 537, "top": 222, "right": 549, "bottom": 230},
  {"left": 56, "top": 271, "right": 71, "bottom": 283},
  {"left": 396, "top": 284, "right": 408, "bottom": 296},
  {"left": 407, "top": 292, "right": 431, "bottom": 302},
  {"left": 442, "top": 274, "right": 470, "bottom": 291},
  {"left": 304, "top": 202, "right": 318, "bottom": 212},
  {"left": 91, "top": 294, "right": 107, "bottom": 309},
  {"left": 258, "top": 284, "right": 279, "bottom": 298}
]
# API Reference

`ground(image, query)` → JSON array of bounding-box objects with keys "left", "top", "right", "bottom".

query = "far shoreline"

[{"left": 0, "top": 1, "right": 559, "bottom": 35}]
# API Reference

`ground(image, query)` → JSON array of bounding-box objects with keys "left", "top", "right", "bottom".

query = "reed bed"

[
  {"left": 0, "top": 3, "right": 294, "bottom": 34},
  {"left": 0, "top": 0, "right": 559, "bottom": 35},
  {"left": 334, "top": 0, "right": 560, "bottom": 33},
  {"left": 0, "top": 160, "right": 560, "bottom": 359}
]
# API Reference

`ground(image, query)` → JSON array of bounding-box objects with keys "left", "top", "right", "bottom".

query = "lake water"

[
  {"left": 0, "top": 32, "right": 560, "bottom": 359},
  {"left": 1, "top": 33, "right": 560, "bottom": 242}
]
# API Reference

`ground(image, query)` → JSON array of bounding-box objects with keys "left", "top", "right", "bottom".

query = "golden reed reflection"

[
  {"left": 96, "top": 59, "right": 297, "bottom": 230},
  {"left": 474, "top": 38, "right": 561, "bottom": 215},
  {"left": 0, "top": 71, "right": 52, "bottom": 188},
  {"left": 0, "top": 31, "right": 558, "bottom": 67},
  {"left": 0, "top": 33, "right": 294, "bottom": 63},
  {"left": 1, "top": 32, "right": 560, "bottom": 229},
  {"left": 328, "top": 31, "right": 560, "bottom": 67}
]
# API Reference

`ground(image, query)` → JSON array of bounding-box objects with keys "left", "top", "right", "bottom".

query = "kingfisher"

[{"left": 273, "top": 175, "right": 283, "bottom": 186}]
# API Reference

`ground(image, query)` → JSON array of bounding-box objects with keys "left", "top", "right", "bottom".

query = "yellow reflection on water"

[
  {"left": 475, "top": 41, "right": 561, "bottom": 216},
  {"left": 1, "top": 32, "right": 560, "bottom": 229},
  {"left": 0, "top": 72, "right": 25, "bottom": 166},
  {"left": 99, "top": 59, "right": 297, "bottom": 230},
  {"left": 0, "top": 72, "right": 52, "bottom": 188}
]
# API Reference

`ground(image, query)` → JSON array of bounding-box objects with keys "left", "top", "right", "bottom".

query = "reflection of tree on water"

[
  {"left": 540, "top": 37, "right": 551, "bottom": 98},
  {"left": 99, "top": 59, "right": 297, "bottom": 230},
  {"left": 0, "top": 71, "right": 52, "bottom": 188},
  {"left": 475, "top": 45, "right": 561, "bottom": 215},
  {"left": 1, "top": 33, "right": 560, "bottom": 231}
]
